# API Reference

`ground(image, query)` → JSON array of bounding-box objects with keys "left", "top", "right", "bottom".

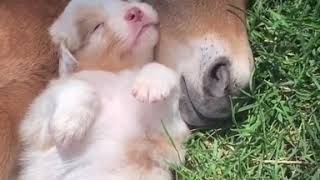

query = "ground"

[{"left": 175, "top": 0, "right": 320, "bottom": 179}]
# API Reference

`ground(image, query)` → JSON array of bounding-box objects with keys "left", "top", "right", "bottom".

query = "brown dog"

[{"left": 0, "top": 0, "right": 252, "bottom": 179}]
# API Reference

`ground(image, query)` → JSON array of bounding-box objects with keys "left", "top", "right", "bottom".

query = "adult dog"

[{"left": 0, "top": 0, "right": 253, "bottom": 179}]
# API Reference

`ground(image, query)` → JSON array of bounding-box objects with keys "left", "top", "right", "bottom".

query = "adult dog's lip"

[{"left": 179, "top": 76, "right": 230, "bottom": 129}]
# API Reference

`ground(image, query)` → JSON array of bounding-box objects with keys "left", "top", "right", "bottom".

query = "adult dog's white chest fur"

[{"left": 19, "top": 67, "right": 189, "bottom": 180}]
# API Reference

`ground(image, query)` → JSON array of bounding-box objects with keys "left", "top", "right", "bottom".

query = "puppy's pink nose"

[{"left": 125, "top": 7, "right": 144, "bottom": 22}]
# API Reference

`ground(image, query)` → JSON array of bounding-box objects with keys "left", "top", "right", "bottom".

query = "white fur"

[
  {"left": 48, "top": 79, "right": 100, "bottom": 148},
  {"left": 19, "top": 0, "right": 189, "bottom": 179},
  {"left": 19, "top": 67, "right": 189, "bottom": 180},
  {"left": 49, "top": 0, "right": 158, "bottom": 53},
  {"left": 132, "top": 63, "right": 179, "bottom": 103}
]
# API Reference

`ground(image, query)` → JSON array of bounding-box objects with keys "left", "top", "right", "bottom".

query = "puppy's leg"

[
  {"left": 48, "top": 79, "right": 100, "bottom": 148},
  {"left": 132, "top": 63, "right": 179, "bottom": 103},
  {"left": 21, "top": 78, "right": 100, "bottom": 149}
]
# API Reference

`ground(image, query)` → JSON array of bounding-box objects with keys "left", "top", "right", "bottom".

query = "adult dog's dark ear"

[{"left": 58, "top": 43, "right": 78, "bottom": 77}]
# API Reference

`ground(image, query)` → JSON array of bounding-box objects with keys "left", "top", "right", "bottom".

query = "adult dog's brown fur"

[
  {"left": 0, "top": 0, "right": 252, "bottom": 179},
  {"left": 0, "top": 1, "right": 68, "bottom": 179}
]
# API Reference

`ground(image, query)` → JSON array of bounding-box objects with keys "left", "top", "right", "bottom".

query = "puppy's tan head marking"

[
  {"left": 126, "top": 135, "right": 182, "bottom": 171},
  {"left": 50, "top": 0, "right": 159, "bottom": 74}
]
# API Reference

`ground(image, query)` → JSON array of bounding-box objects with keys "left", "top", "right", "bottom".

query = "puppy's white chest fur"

[{"left": 19, "top": 69, "right": 188, "bottom": 180}]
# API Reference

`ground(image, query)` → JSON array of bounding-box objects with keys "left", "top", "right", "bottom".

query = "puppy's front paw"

[
  {"left": 132, "top": 63, "right": 178, "bottom": 103},
  {"left": 132, "top": 78, "right": 170, "bottom": 103},
  {"left": 49, "top": 80, "right": 100, "bottom": 148}
]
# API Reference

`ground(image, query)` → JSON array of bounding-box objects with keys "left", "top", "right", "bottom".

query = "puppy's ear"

[
  {"left": 59, "top": 43, "right": 78, "bottom": 77},
  {"left": 49, "top": 4, "right": 81, "bottom": 52},
  {"left": 49, "top": 2, "right": 81, "bottom": 77}
]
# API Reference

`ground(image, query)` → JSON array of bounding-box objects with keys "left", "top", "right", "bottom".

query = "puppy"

[{"left": 18, "top": 0, "right": 189, "bottom": 180}]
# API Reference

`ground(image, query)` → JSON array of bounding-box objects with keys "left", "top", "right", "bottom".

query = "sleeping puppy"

[{"left": 18, "top": 0, "right": 189, "bottom": 180}]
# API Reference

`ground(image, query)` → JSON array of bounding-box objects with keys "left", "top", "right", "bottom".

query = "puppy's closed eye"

[
  {"left": 92, "top": 23, "right": 104, "bottom": 33},
  {"left": 75, "top": 17, "right": 106, "bottom": 51}
]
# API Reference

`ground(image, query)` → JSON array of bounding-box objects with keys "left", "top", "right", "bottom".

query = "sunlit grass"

[{"left": 177, "top": 0, "right": 320, "bottom": 179}]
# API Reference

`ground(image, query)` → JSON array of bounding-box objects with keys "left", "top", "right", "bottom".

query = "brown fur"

[
  {"left": 0, "top": 0, "right": 249, "bottom": 179},
  {"left": 126, "top": 134, "right": 183, "bottom": 171},
  {"left": 0, "top": 1, "right": 68, "bottom": 179},
  {"left": 148, "top": 0, "right": 251, "bottom": 69}
]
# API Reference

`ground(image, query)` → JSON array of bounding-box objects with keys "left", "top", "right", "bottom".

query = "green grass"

[{"left": 176, "top": 0, "right": 320, "bottom": 179}]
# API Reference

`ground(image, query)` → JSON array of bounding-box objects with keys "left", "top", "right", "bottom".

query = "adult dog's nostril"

[
  {"left": 210, "top": 63, "right": 228, "bottom": 81},
  {"left": 204, "top": 57, "right": 231, "bottom": 97},
  {"left": 125, "top": 7, "right": 144, "bottom": 22}
]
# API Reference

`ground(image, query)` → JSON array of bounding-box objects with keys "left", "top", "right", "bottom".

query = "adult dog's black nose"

[
  {"left": 179, "top": 64, "right": 232, "bottom": 129},
  {"left": 179, "top": 56, "right": 233, "bottom": 129}
]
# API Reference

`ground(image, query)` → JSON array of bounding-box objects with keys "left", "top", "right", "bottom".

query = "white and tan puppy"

[{"left": 18, "top": 0, "right": 189, "bottom": 180}]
